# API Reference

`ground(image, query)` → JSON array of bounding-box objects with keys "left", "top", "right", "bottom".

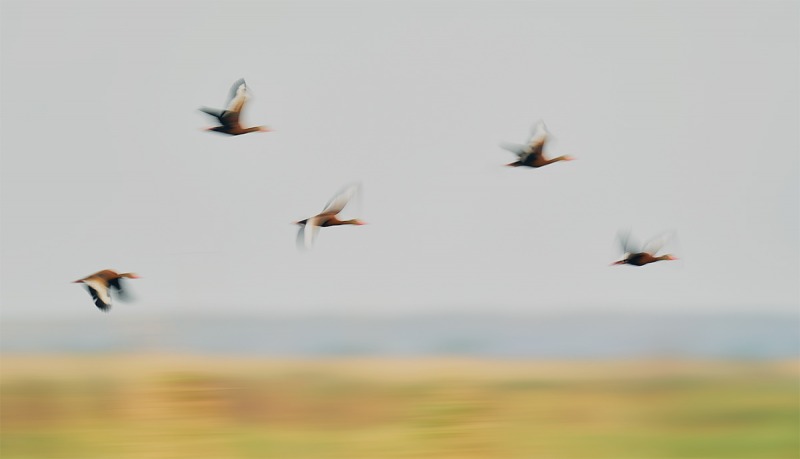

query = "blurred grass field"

[{"left": 1, "top": 355, "right": 797, "bottom": 459}]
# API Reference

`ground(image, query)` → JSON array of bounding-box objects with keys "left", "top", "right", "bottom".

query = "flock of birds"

[{"left": 73, "top": 78, "right": 678, "bottom": 312}]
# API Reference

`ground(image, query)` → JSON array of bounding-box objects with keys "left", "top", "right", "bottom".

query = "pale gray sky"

[{"left": 1, "top": 0, "right": 798, "bottom": 319}]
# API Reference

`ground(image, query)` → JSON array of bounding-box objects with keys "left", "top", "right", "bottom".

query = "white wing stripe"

[{"left": 83, "top": 278, "right": 111, "bottom": 305}]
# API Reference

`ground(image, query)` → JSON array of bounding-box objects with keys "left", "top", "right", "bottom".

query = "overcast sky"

[{"left": 1, "top": 0, "right": 797, "bottom": 319}]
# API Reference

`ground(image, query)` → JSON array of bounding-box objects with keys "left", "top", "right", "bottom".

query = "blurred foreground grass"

[{"left": 1, "top": 355, "right": 797, "bottom": 458}]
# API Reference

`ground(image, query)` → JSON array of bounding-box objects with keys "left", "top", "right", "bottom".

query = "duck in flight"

[
  {"left": 295, "top": 183, "right": 366, "bottom": 250},
  {"left": 500, "top": 121, "right": 574, "bottom": 168},
  {"left": 611, "top": 230, "right": 678, "bottom": 267},
  {"left": 200, "top": 79, "right": 271, "bottom": 136},
  {"left": 73, "top": 270, "right": 140, "bottom": 311}
]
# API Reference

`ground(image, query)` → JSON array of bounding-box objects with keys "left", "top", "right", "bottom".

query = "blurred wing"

[
  {"left": 225, "top": 79, "right": 248, "bottom": 113},
  {"left": 321, "top": 183, "right": 360, "bottom": 215},
  {"left": 643, "top": 230, "right": 676, "bottom": 256},
  {"left": 499, "top": 142, "right": 529, "bottom": 157},
  {"left": 83, "top": 280, "right": 111, "bottom": 311},
  {"left": 296, "top": 226, "right": 306, "bottom": 249},
  {"left": 527, "top": 120, "right": 549, "bottom": 149},
  {"left": 108, "top": 278, "right": 132, "bottom": 302},
  {"left": 617, "top": 230, "right": 642, "bottom": 255},
  {"left": 199, "top": 107, "right": 224, "bottom": 121},
  {"left": 296, "top": 219, "right": 321, "bottom": 250},
  {"left": 199, "top": 107, "right": 239, "bottom": 128}
]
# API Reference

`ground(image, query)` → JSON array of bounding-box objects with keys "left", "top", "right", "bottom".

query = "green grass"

[{"left": 1, "top": 356, "right": 797, "bottom": 458}]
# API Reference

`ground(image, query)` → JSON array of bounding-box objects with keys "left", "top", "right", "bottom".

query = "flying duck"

[
  {"left": 295, "top": 183, "right": 366, "bottom": 249},
  {"left": 200, "top": 79, "right": 271, "bottom": 135},
  {"left": 73, "top": 270, "right": 140, "bottom": 311},
  {"left": 611, "top": 231, "right": 678, "bottom": 267},
  {"left": 500, "top": 121, "right": 574, "bottom": 168}
]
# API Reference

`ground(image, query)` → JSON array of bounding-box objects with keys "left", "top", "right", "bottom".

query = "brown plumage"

[
  {"left": 611, "top": 231, "right": 678, "bottom": 267},
  {"left": 612, "top": 252, "right": 677, "bottom": 267},
  {"left": 73, "top": 269, "right": 140, "bottom": 311},
  {"left": 200, "top": 79, "right": 271, "bottom": 136},
  {"left": 500, "top": 121, "right": 574, "bottom": 168},
  {"left": 295, "top": 184, "right": 366, "bottom": 249}
]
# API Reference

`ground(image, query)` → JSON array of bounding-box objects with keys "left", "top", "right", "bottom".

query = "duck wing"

[
  {"left": 83, "top": 279, "right": 111, "bottom": 311},
  {"left": 199, "top": 107, "right": 241, "bottom": 130},
  {"left": 522, "top": 121, "right": 548, "bottom": 162},
  {"left": 320, "top": 183, "right": 360, "bottom": 216},
  {"left": 199, "top": 106, "right": 225, "bottom": 121},
  {"left": 296, "top": 218, "right": 322, "bottom": 250},
  {"left": 225, "top": 79, "right": 249, "bottom": 113},
  {"left": 108, "top": 278, "right": 132, "bottom": 302},
  {"left": 499, "top": 142, "right": 530, "bottom": 157},
  {"left": 527, "top": 120, "right": 549, "bottom": 147},
  {"left": 500, "top": 121, "right": 548, "bottom": 162},
  {"left": 617, "top": 230, "right": 642, "bottom": 255},
  {"left": 643, "top": 230, "right": 676, "bottom": 256}
]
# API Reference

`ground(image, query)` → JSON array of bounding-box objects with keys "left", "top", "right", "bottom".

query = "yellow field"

[{"left": 1, "top": 355, "right": 797, "bottom": 458}]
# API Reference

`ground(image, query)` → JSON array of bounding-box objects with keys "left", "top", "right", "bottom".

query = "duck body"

[
  {"left": 506, "top": 152, "right": 572, "bottom": 168},
  {"left": 612, "top": 230, "right": 678, "bottom": 267},
  {"left": 612, "top": 253, "right": 675, "bottom": 267},
  {"left": 205, "top": 118, "right": 267, "bottom": 136},
  {"left": 296, "top": 216, "right": 363, "bottom": 228},
  {"left": 73, "top": 269, "right": 139, "bottom": 311}
]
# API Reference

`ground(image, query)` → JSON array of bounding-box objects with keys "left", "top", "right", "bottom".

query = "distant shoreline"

[{"left": 3, "top": 313, "right": 797, "bottom": 358}]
